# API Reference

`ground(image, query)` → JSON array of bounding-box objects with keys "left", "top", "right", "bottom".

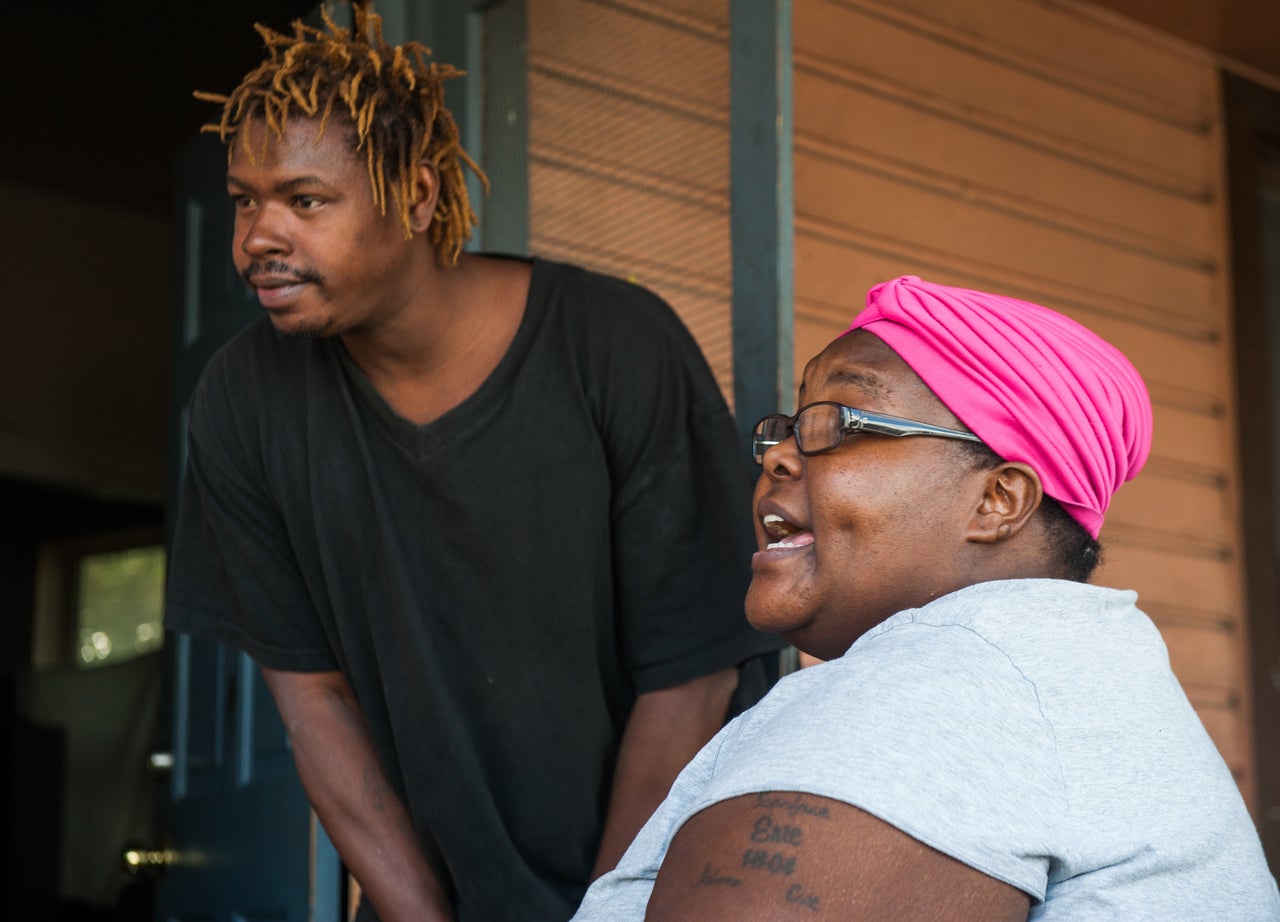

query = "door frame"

[{"left": 1223, "top": 69, "right": 1280, "bottom": 871}]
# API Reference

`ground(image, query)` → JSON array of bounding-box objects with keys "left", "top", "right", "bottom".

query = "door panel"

[{"left": 158, "top": 126, "right": 341, "bottom": 922}]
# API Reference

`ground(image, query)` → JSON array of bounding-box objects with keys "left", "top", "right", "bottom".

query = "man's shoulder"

[
  {"left": 524, "top": 256, "right": 708, "bottom": 367},
  {"left": 527, "top": 255, "right": 640, "bottom": 292},
  {"left": 527, "top": 256, "right": 676, "bottom": 319}
]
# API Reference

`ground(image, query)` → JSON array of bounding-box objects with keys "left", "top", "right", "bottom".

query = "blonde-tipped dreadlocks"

[{"left": 195, "top": 3, "right": 487, "bottom": 267}]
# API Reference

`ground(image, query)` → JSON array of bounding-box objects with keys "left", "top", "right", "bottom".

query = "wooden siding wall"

[
  {"left": 526, "top": 0, "right": 1254, "bottom": 798},
  {"left": 793, "top": 0, "right": 1253, "bottom": 795},
  {"left": 527, "top": 0, "right": 736, "bottom": 402}
]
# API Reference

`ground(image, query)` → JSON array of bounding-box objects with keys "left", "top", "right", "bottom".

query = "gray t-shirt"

[{"left": 574, "top": 579, "right": 1280, "bottom": 920}]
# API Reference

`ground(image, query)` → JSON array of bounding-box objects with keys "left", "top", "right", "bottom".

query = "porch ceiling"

[{"left": 1090, "top": 0, "right": 1280, "bottom": 83}]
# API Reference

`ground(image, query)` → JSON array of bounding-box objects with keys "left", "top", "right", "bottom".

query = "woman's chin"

[{"left": 745, "top": 593, "right": 809, "bottom": 639}]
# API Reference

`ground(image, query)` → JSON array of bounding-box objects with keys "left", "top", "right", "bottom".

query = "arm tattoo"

[
  {"left": 732, "top": 794, "right": 829, "bottom": 912},
  {"left": 695, "top": 863, "right": 742, "bottom": 889}
]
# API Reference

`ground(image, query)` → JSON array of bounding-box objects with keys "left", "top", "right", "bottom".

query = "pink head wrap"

[{"left": 847, "top": 276, "right": 1152, "bottom": 538}]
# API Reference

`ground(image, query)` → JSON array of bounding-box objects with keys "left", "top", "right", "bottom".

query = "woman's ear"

[
  {"left": 966, "top": 462, "right": 1043, "bottom": 544},
  {"left": 407, "top": 161, "right": 441, "bottom": 234}
]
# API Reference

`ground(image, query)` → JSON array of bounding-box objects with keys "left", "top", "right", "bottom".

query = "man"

[
  {"left": 573, "top": 275, "right": 1280, "bottom": 919},
  {"left": 163, "top": 7, "right": 781, "bottom": 921}
]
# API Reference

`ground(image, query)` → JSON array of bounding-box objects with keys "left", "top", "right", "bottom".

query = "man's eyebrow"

[{"left": 226, "top": 174, "right": 336, "bottom": 193}]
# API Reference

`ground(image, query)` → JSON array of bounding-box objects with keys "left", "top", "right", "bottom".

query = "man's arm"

[
  {"left": 259, "top": 666, "right": 454, "bottom": 922},
  {"left": 644, "top": 791, "right": 1031, "bottom": 921},
  {"left": 591, "top": 667, "right": 740, "bottom": 879}
]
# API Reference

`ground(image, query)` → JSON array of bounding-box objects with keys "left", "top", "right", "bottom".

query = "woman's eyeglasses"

[{"left": 752, "top": 401, "right": 980, "bottom": 464}]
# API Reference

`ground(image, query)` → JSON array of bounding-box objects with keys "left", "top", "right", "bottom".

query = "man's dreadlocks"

[{"left": 196, "top": 3, "right": 486, "bottom": 267}]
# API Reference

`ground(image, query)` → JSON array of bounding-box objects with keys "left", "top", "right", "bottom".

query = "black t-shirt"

[{"left": 165, "top": 256, "right": 783, "bottom": 920}]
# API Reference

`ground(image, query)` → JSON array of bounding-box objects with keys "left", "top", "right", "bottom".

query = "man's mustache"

[{"left": 243, "top": 260, "right": 325, "bottom": 286}]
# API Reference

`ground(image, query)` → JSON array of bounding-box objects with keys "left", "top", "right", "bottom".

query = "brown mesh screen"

[{"left": 526, "top": 0, "right": 735, "bottom": 405}]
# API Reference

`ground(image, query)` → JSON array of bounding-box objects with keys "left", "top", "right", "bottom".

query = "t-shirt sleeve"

[
  {"left": 585, "top": 277, "right": 784, "bottom": 694},
  {"left": 164, "top": 350, "right": 337, "bottom": 672},
  {"left": 695, "top": 622, "right": 1067, "bottom": 900}
]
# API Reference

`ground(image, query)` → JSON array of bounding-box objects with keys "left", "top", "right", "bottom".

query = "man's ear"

[
  {"left": 407, "top": 161, "right": 441, "bottom": 234},
  {"left": 966, "top": 462, "right": 1043, "bottom": 543}
]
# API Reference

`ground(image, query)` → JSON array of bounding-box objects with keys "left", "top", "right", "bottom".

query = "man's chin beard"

[
  {"left": 267, "top": 319, "right": 344, "bottom": 342},
  {"left": 273, "top": 326, "right": 323, "bottom": 342}
]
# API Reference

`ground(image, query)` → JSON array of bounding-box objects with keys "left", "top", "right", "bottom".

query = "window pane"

[{"left": 76, "top": 546, "right": 166, "bottom": 669}]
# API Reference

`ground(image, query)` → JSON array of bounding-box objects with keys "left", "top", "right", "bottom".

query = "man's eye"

[
  {"left": 294, "top": 195, "right": 324, "bottom": 209},
  {"left": 230, "top": 194, "right": 256, "bottom": 209}
]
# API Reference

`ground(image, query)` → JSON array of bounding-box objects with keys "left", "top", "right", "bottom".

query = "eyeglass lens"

[
  {"left": 753, "top": 416, "right": 785, "bottom": 461},
  {"left": 795, "top": 403, "right": 842, "bottom": 454},
  {"left": 753, "top": 404, "right": 844, "bottom": 461}
]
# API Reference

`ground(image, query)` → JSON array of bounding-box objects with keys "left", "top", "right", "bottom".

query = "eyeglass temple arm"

[{"left": 843, "top": 407, "right": 980, "bottom": 441}]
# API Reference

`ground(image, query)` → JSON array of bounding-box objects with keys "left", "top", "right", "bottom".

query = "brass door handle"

[{"left": 121, "top": 843, "right": 175, "bottom": 878}]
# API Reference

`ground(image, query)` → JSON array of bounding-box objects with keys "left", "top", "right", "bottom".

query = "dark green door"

[{"left": 156, "top": 130, "right": 342, "bottom": 922}]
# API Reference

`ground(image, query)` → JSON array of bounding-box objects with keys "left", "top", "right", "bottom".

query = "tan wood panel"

[
  {"left": 796, "top": 0, "right": 1212, "bottom": 184},
  {"left": 1145, "top": 404, "right": 1232, "bottom": 473},
  {"left": 874, "top": 0, "right": 1217, "bottom": 119},
  {"left": 793, "top": 237, "right": 1223, "bottom": 339},
  {"left": 1107, "top": 472, "right": 1232, "bottom": 542},
  {"left": 788, "top": 315, "right": 860, "bottom": 391},
  {"left": 794, "top": 69, "right": 1216, "bottom": 256},
  {"left": 795, "top": 153, "right": 1215, "bottom": 320},
  {"left": 529, "top": 0, "right": 728, "bottom": 111},
  {"left": 794, "top": 227, "right": 1222, "bottom": 336},
  {"left": 529, "top": 72, "right": 728, "bottom": 194},
  {"left": 1160, "top": 621, "right": 1246, "bottom": 693},
  {"left": 792, "top": 247, "right": 911, "bottom": 325},
  {"left": 1072, "top": 314, "right": 1228, "bottom": 398},
  {"left": 1097, "top": 544, "right": 1238, "bottom": 614},
  {"left": 793, "top": 225, "right": 1220, "bottom": 359}
]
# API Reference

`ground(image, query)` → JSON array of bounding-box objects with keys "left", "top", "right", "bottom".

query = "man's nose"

[{"left": 240, "top": 204, "right": 291, "bottom": 258}]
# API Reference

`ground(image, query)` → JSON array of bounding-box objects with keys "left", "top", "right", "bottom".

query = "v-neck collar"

[{"left": 330, "top": 255, "right": 550, "bottom": 460}]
